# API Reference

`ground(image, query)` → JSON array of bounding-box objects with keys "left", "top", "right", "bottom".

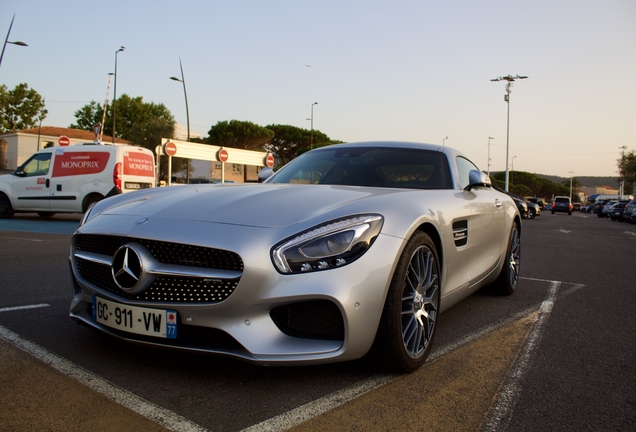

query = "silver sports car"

[{"left": 69, "top": 141, "right": 521, "bottom": 372}]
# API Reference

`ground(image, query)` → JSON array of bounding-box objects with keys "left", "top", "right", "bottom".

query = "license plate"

[
  {"left": 92, "top": 296, "right": 177, "bottom": 339},
  {"left": 125, "top": 183, "right": 141, "bottom": 189}
]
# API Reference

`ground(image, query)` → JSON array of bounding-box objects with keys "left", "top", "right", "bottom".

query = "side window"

[
  {"left": 456, "top": 156, "right": 479, "bottom": 189},
  {"left": 20, "top": 153, "right": 52, "bottom": 176}
]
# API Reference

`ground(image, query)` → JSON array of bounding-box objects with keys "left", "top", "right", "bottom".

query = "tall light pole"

[
  {"left": 569, "top": 171, "right": 574, "bottom": 201},
  {"left": 170, "top": 58, "right": 191, "bottom": 183},
  {"left": 511, "top": 155, "right": 517, "bottom": 186},
  {"left": 491, "top": 74, "right": 528, "bottom": 191},
  {"left": 0, "top": 14, "right": 28, "bottom": 70},
  {"left": 443, "top": 136, "right": 448, "bottom": 146},
  {"left": 310, "top": 102, "right": 318, "bottom": 149},
  {"left": 112, "top": 46, "right": 125, "bottom": 143},
  {"left": 487, "top": 136, "right": 494, "bottom": 177}
]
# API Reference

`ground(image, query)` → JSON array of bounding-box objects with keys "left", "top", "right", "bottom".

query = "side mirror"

[
  {"left": 465, "top": 169, "right": 491, "bottom": 191},
  {"left": 258, "top": 167, "right": 274, "bottom": 183},
  {"left": 14, "top": 168, "right": 26, "bottom": 177}
]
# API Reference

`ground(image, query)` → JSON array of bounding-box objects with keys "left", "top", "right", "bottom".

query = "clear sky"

[{"left": 2, "top": 0, "right": 634, "bottom": 178}]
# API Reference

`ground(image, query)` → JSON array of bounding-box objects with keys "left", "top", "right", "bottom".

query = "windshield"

[{"left": 268, "top": 147, "right": 452, "bottom": 189}]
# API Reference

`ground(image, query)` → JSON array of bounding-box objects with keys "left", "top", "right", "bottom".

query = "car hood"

[{"left": 95, "top": 183, "right": 405, "bottom": 228}]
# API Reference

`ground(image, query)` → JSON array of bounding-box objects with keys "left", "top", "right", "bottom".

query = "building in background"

[{"left": 0, "top": 126, "right": 129, "bottom": 171}]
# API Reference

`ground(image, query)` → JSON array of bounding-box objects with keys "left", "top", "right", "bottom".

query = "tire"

[
  {"left": 371, "top": 231, "right": 440, "bottom": 373},
  {"left": 527, "top": 209, "right": 535, "bottom": 219},
  {"left": 568, "top": 212, "right": 572, "bottom": 216},
  {"left": 0, "top": 195, "right": 15, "bottom": 219},
  {"left": 37, "top": 212, "right": 57, "bottom": 218},
  {"left": 551, "top": 211, "right": 555, "bottom": 215},
  {"left": 82, "top": 194, "right": 103, "bottom": 213},
  {"left": 491, "top": 223, "right": 520, "bottom": 296}
]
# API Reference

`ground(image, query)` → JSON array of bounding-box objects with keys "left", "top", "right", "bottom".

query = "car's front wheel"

[
  {"left": 371, "top": 231, "right": 440, "bottom": 373},
  {"left": 527, "top": 209, "right": 535, "bottom": 219},
  {"left": 491, "top": 223, "right": 520, "bottom": 296}
]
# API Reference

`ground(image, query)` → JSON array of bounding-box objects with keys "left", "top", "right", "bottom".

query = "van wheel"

[
  {"left": 0, "top": 195, "right": 15, "bottom": 219},
  {"left": 37, "top": 212, "right": 57, "bottom": 218},
  {"left": 82, "top": 194, "right": 103, "bottom": 213}
]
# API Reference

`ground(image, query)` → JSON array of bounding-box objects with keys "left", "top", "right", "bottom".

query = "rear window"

[{"left": 555, "top": 197, "right": 570, "bottom": 203}]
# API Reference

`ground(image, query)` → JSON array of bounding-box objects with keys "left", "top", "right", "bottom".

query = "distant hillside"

[{"left": 535, "top": 174, "right": 619, "bottom": 189}]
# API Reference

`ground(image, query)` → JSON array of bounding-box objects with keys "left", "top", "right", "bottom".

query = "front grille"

[
  {"left": 270, "top": 300, "right": 344, "bottom": 341},
  {"left": 74, "top": 234, "right": 243, "bottom": 304},
  {"left": 75, "top": 234, "right": 244, "bottom": 272}
]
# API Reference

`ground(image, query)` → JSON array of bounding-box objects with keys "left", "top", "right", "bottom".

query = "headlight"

[{"left": 271, "top": 214, "right": 383, "bottom": 274}]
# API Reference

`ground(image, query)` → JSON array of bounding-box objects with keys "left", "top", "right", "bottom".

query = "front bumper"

[{"left": 69, "top": 215, "right": 405, "bottom": 365}]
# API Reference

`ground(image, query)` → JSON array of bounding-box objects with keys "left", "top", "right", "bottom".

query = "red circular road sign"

[
  {"left": 218, "top": 149, "right": 229, "bottom": 163},
  {"left": 265, "top": 154, "right": 275, "bottom": 168},
  {"left": 164, "top": 142, "right": 177, "bottom": 156},
  {"left": 59, "top": 136, "right": 70, "bottom": 146}
]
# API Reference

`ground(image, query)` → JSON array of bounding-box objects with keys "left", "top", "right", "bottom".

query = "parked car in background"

[
  {"left": 623, "top": 199, "right": 636, "bottom": 222},
  {"left": 609, "top": 202, "right": 627, "bottom": 221},
  {"left": 593, "top": 199, "right": 612, "bottom": 218},
  {"left": 494, "top": 186, "right": 528, "bottom": 218},
  {"left": 581, "top": 203, "right": 594, "bottom": 213},
  {"left": 602, "top": 201, "right": 619, "bottom": 218},
  {"left": 552, "top": 196, "right": 573, "bottom": 215},
  {"left": 527, "top": 197, "right": 545, "bottom": 210},
  {"left": 572, "top": 203, "right": 581, "bottom": 211}
]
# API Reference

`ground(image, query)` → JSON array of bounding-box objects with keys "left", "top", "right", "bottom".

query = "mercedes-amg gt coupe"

[{"left": 69, "top": 141, "right": 521, "bottom": 372}]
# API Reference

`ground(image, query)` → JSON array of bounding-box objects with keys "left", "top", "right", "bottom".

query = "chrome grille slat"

[{"left": 73, "top": 234, "right": 243, "bottom": 304}]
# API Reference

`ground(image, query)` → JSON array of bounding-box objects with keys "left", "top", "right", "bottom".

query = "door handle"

[
  {"left": 45, "top": 179, "right": 50, "bottom": 188},
  {"left": 495, "top": 200, "right": 503, "bottom": 208}
]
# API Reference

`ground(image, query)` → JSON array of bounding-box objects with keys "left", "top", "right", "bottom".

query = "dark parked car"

[
  {"left": 610, "top": 202, "right": 627, "bottom": 221},
  {"left": 552, "top": 196, "right": 573, "bottom": 215},
  {"left": 572, "top": 203, "right": 581, "bottom": 211},
  {"left": 494, "top": 186, "right": 529, "bottom": 218},
  {"left": 581, "top": 203, "right": 594, "bottom": 213},
  {"left": 623, "top": 199, "right": 636, "bottom": 222},
  {"left": 593, "top": 199, "right": 612, "bottom": 218}
]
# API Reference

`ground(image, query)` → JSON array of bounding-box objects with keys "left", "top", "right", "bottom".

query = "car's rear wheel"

[
  {"left": 491, "top": 223, "right": 520, "bottom": 296},
  {"left": 0, "top": 195, "right": 15, "bottom": 219},
  {"left": 371, "top": 231, "right": 440, "bottom": 373},
  {"left": 527, "top": 208, "right": 535, "bottom": 219}
]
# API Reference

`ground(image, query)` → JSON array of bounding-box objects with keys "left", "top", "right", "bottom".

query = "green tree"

[
  {"left": 618, "top": 150, "right": 636, "bottom": 194},
  {"left": 206, "top": 120, "right": 274, "bottom": 150},
  {"left": 0, "top": 83, "right": 47, "bottom": 132},
  {"left": 264, "top": 124, "right": 331, "bottom": 166},
  {"left": 70, "top": 94, "right": 175, "bottom": 148}
]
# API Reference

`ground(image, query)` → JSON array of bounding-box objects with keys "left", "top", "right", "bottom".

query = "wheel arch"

[{"left": 81, "top": 192, "right": 104, "bottom": 213}]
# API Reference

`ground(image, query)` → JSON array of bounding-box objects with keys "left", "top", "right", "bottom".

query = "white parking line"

[
  {"left": 0, "top": 325, "right": 207, "bottom": 432},
  {"left": 0, "top": 304, "right": 50, "bottom": 313},
  {"left": 481, "top": 280, "right": 562, "bottom": 431},
  {"left": 245, "top": 277, "right": 571, "bottom": 432}
]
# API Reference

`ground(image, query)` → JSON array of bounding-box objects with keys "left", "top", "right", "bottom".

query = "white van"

[{"left": 0, "top": 143, "right": 155, "bottom": 218}]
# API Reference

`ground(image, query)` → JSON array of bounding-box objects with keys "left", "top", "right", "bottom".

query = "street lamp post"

[
  {"left": 511, "top": 155, "right": 517, "bottom": 186},
  {"left": 310, "top": 102, "right": 318, "bottom": 149},
  {"left": 569, "top": 171, "right": 574, "bottom": 201},
  {"left": 491, "top": 74, "right": 528, "bottom": 192},
  {"left": 487, "top": 136, "right": 494, "bottom": 177},
  {"left": 443, "top": 136, "right": 448, "bottom": 146},
  {"left": 170, "top": 58, "right": 191, "bottom": 183},
  {"left": 0, "top": 14, "right": 28, "bottom": 70},
  {"left": 112, "top": 46, "right": 125, "bottom": 143}
]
